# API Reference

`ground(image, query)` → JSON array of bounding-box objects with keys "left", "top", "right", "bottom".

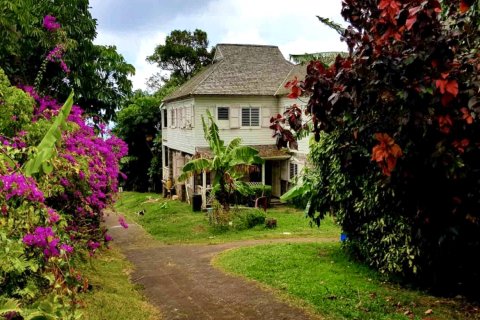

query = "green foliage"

[
  {"left": 0, "top": 0, "right": 134, "bottom": 120},
  {"left": 24, "top": 91, "right": 74, "bottom": 177},
  {"left": 146, "top": 29, "right": 214, "bottom": 88},
  {"left": 179, "top": 111, "right": 264, "bottom": 210},
  {"left": 232, "top": 208, "right": 266, "bottom": 230},
  {"left": 114, "top": 91, "right": 162, "bottom": 191},
  {"left": 0, "top": 69, "right": 35, "bottom": 137},
  {"left": 289, "top": 51, "right": 347, "bottom": 65}
]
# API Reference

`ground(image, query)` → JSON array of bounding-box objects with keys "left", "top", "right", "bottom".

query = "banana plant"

[
  {"left": 178, "top": 110, "right": 264, "bottom": 210},
  {"left": 23, "top": 91, "right": 74, "bottom": 177}
]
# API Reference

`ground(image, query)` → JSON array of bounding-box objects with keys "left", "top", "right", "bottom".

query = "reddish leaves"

[
  {"left": 285, "top": 76, "right": 303, "bottom": 99},
  {"left": 452, "top": 138, "right": 470, "bottom": 154},
  {"left": 435, "top": 79, "right": 459, "bottom": 97},
  {"left": 460, "top": 107, "right": 474, "bottom": 124},
  {"left": 437, "top": 114, "right": 453, "bottom": 134},
  {"left": 371, "top": 133, "right": 403, "bottom": 176},
  {"left": 460, "top": 0, "right": 471, "bottom": 13}
]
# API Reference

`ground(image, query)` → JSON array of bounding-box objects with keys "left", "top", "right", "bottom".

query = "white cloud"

[{"left": 92, "top": 0, "right": 348, "bottom": 90}]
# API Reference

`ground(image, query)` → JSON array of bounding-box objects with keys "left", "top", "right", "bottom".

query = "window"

[
  {"left": 289, "top": 162, "right": 298, "bottom": 180},
  {"left": 241, "top": 107, "right": 260, "bottom": 126},
  {"left": 163, "top": 109, "right": 167, "bottom": 127},
  {"left": 217, "top": 107, "right": 229, "bottom": 120}
]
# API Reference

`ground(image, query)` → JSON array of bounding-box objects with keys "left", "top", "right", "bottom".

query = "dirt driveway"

[{"left": 105, "top": 214, "right": 331, "bottom": 320}]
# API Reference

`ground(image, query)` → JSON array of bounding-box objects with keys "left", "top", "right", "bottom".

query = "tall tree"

[
  {"left": 146, "top": 29, "right": 214, "bottom": 88},
  {"left": 0, "top": 0, "right": 134, "bottom": 120}
]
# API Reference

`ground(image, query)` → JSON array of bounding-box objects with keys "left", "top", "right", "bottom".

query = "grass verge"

[
  {"left": 79, "top": 247, "right": 161, "bottom": 320},
  {"left": 114, "top": 192, "right": 339, "bottom": 244},
  {"left": 214, "top": 242, "right": 480, "bottom": 320}
]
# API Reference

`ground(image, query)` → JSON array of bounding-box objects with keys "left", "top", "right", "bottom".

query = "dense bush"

[
  {"left": 0, "top": 68, "right": 127, "bottom": 317},
  {"left": 232, "top": 208, "right": 266, "bottom": 230},
  {"left": 207, "top": 200, "right": 266, "bottom": 231},
  {"left": 274, "top": 0, "right": 480, "bottom": 294}
]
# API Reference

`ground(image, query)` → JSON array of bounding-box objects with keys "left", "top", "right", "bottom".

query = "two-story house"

[{"left": 161, "top": 43, "right": 308, "bottom": 205}]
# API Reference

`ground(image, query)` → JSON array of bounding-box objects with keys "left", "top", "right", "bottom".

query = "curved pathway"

[{"left": 105, "top": 213, "right": 332, "bottom": 320}]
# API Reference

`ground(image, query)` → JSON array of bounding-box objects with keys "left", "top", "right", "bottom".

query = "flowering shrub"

[{"left": 0, "top": 66, "right": 127, "bottom": 317}]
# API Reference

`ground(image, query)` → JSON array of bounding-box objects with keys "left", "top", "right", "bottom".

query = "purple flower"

[
  {"left": 23, "top": 227, "right": 61, "bottom": 258},
  {"left": 47, "top": 208, "right": 60, "bottom": 224},
  {"left": 0, "top": 173, "right": 44, "bottom": 202},
  {"left": 60, "top": 244, "right": 74, "bottom": 253},
  {"left": 104, "top": 233, "right": 113, "bottom": 242},
  {"left": 43, "top": 15, "right": 61, "bottom": 31},
  {"left": 118, "top": 216, "right": 129, "bottom": 229},
  {"left": 88, "top": 241, "right": 101, "bottom": 250}
]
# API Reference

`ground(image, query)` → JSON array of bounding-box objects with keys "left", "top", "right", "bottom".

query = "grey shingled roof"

[
  {"left": 163, "top": 44, "right": 295, "bottom": 102},
  {"left": 275, "top": 63, "right": 307, "bottom": 96}
]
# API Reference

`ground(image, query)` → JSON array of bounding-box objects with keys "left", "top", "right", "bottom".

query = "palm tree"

[{"left": 178, "top": 110, "right": 264, "bottom": 210}]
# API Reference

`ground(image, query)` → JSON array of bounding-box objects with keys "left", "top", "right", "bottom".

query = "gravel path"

[{"left": 105, "top": 213, "right": 332, "bottom": 320}]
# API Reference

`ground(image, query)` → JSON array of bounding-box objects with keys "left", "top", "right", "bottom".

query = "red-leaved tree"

[{"left": 274, "top": 0, "right": 480, "bottom": 294}]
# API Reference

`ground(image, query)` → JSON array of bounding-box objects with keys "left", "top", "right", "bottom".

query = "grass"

[
  {"left": 214, "top": 242, "right": 480, "bottom": 320},
  {"left": 114, "top": 191, "right": 339, "bottom": 244},
  {"left": 79, "top": 247, "right": 161, "bottom": 320}
]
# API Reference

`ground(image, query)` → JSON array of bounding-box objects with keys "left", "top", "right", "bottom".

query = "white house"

[{"left": 161, "top": 44, "right": 309, "bottom": 205}]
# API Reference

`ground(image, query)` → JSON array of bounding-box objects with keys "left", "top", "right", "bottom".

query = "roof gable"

[{"left": 164, "top": 44, "right": 294, "bottom": 102}]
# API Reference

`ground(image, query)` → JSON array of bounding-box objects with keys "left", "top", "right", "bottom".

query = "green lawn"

[
  {"left": 114, "top": 192, "right": 339, "bottom": 244},
  {"left": 79, "top": 248, "right": 161, "bottom": 320},
  {"left": 215, "top": 243, "right": 479, "bottom": 320}
]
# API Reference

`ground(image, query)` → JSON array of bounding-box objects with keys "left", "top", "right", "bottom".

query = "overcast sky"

[{"left": 89, "top": 0, "right": 347, "bottom": 91}]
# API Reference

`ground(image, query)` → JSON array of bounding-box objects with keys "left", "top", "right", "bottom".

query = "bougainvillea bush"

[
  {"left": 0, "top": 65, "right": 127, "bottom": 317},
  {"left": 274, "top": 0, "right": 480, "bottom": 294}
]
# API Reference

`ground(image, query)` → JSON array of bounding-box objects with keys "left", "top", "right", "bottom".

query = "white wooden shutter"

[
  {"left": 230, "top": 106, "right": 240, "bottom": 128},
  {"left": 261, "top": 107, "right": 271, "bottom": 128},
  {"left": 190, "top": 105, "right": 195, "bottom": 128}
]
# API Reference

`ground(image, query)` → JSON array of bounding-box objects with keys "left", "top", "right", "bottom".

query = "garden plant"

[{"left": 0, "top": 13, "right": 127, "bottom": 318}]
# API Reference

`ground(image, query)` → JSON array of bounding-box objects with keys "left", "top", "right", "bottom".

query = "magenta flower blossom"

[
  {"left": 118, "top": 216, "right": 129, "bottom": 229},
  {"left": 0, "top": 173, "right": 44, "bottom": 202},
  {"left": 104, "top": 233, "right": 113, "bottom": 242},
  {"left": 43, "top": 15, "right": 61, "bottom": 31},
  {"left": 47, "top": 208, "right": 60, "bottom": 224},
  {"left": 60, "top": 244, "right": 74, "bottom": 253},
  {"left": 23, "top": 227, "right": 62, "bottom": 258}
]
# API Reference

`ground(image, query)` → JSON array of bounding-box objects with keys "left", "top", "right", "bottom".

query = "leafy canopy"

[
  {"left": 0, "top": 0, "right": 134, "bottom": 120},
  {"left": 146, "top": 29, "right": 214, "bottom": 88}
]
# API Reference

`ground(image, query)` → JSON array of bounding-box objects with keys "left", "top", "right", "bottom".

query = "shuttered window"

[
  {"left": 241, "top": 107, "right": 260, "bottom": 127},
  {"left": 217, "top": 107, "right": 229, "bottom": 120},
  {"left": 289, "top": 162, "right": 298, "bottom": 180}
]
